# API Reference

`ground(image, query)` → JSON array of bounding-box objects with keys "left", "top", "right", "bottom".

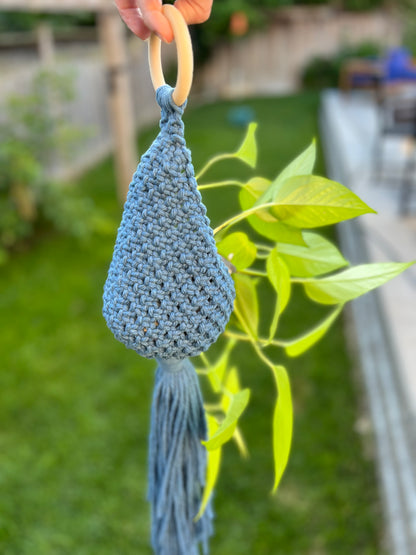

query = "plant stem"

[
  {"left": 232, "top": 311, "right": 277, "bottom": 372},
  {"left": 196, "top": 153, "right": 235, "bottom": 181},
  {"left": 199, "top": 352, "right": 210, "bottom": 369},
  {"left": 198, "top": 180, "right": 244, "bottom": 191},
  {"left": 224, "top": 330, "right": 286, "bottom": 348},
  {"left": 213, "top": 202, "right": 277, "bottom": 235},
  {"left": 204, "top": 403, "right": 222, "bottom": 412},
  {"left": 241, "top": 269, "right": 267, "bottom": 277},
  {"left": 255, "top": 243, "right": 273, "bottom": 253}
]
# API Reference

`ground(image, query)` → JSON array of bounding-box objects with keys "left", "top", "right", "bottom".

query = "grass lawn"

[{"left": 0, "top": 92, "right": 382, "bottom": 554}]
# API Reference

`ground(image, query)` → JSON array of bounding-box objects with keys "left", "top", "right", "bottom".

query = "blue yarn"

[
  {"left": 149, "top": 358, "right": 213, "bottom": 555},
  {"left": 102, "top": 86, "right": 235, "bottom": 554},
  {"left": 103, "top": 85, "right": 235, "bottom": 360}
]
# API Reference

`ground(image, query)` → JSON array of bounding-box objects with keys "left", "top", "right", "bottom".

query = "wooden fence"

[
  {"left": 0, "top": 7, "right": 403, "bottom": 180},
  {"left": 196, "top": 7, "right": 402, "bottom": 98},
  {"left": 0, "top": 34, "right": 175, "bottom": 181}
]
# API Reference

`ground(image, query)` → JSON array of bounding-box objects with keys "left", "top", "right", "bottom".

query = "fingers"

[
  {"left": 138, "top": 0, "right": 174, "bottom": 43},
  {"left": 115, "top": 0, "right": 213, "bottom": 43},
  {"left": 174, "top": 0, "right": 213, "bottom": 25},
  {"left": 114, "top": 0, "right": 151, "bottom": 40}
]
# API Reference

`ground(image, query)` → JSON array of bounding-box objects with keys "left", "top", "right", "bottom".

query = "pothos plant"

[{"left": 193, "top": 122, "right": 412, "bottom": 517}]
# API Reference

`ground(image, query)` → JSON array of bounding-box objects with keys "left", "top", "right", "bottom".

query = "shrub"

[
  {"left": 301, "top": 41, "right": 382, "bottom": 89},
  {"left": 0, "top": 70, "right": 106, "bottom": 261}
]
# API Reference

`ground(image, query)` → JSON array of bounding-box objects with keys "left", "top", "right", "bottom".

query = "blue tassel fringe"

[{"left": 148, "top": 357, "right": 213, "bottom": 554}]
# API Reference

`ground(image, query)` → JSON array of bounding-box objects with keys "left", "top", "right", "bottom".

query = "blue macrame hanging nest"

[
  {"left": 103, "top": 86, "right": 234, "bottom": 360},
  {"left": 103, "top": 85, "right": 235, "bottom": 555}
]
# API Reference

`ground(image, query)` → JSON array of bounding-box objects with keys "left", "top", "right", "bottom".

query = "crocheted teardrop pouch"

[{"left": 103, "top": 85, "right": 235, "bottom": 555}]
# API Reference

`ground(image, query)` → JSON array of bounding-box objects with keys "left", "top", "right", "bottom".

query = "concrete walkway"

[{"left": 321, "top": 89, "right": 416, "bottom": 555}]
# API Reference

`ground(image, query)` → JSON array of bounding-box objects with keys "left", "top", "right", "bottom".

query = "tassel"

[{"left": 148, "top": 357, "right": 213, "bottom": 555}]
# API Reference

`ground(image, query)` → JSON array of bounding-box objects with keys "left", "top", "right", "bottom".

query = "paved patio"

[{"left": 321, "top": 89, "right": 416, "bottom": 555}]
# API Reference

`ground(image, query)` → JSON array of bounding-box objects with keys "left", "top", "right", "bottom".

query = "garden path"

[{"left": 321, "top": 89, "right": 416, "bottom": 555}]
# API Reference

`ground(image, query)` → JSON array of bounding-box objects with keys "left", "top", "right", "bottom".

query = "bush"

[
  {"left": 342, "top": 0, "right": 385, "bottom": 10},
  {"left": 301, "top": 42, "right": 382, "bottom": 89},
  {"left": 0, "top": 71, "right": 107, "bottom": 261}
]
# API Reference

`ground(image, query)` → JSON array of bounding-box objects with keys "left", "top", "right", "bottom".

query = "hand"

[{"left": 114, "top": 0, "right": 213, "bottom": 43}]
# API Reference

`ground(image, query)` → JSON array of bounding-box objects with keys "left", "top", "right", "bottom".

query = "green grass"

[{"left": 0, "top": 93, "right": 382, "bottom": 554}]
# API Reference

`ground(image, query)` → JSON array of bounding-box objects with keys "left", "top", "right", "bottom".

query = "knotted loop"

[{"left": 156, "top": 85, "right": 187, "bottom": 115}]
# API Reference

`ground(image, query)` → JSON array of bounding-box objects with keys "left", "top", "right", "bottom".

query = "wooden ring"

[{"left": 148, "top": 5, "right": 193, "bottom": 106}]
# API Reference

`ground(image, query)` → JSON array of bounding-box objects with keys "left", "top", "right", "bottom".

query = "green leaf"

[
  {"left": 266, "top": 250, "right": 291, "bottom": 340},
  {"left": 216, "top": 175, "right": 372, "bottom": 237},
  {"left": 277, "top": 231, "right": 349, "bottom": 277},
  {"left": 247, "top": 217, "right": 306, "bottom": 245},
  {"left": 256, "top": 139, "right": 316, "bottom": 206},
  {"left": 233, "top": 273, "right": 259, "bottom": 339},
  {"left": 271, "top": 365, "right": 293, "bottom": 493},
  {"left": 222, "top": 367, "right": 242, "bottom": 410},
  {"left": 217, "top": 232, "right": 257, "bottom": 270},
  {"left": 220, "top": 368, "right": 249, "bottom": 458},
  {"left": 239, "top": 177, "right": 305, "bottom": 246},
  {"left": 232, "top": 427, "right": 249, "bottom": 459},
  {"left": 239, "top": 176, "right": 271, "bottom": 213},
  {"left": 234, "top": 122, "right": 258, "bottom": 168},
  {"left": 196, "top": 415, "right": 222, "bottom": 520},
  {"left": 267, "top": 250, "right": 291, "bottom": 312},
  {"left": 271, "top": 175, "right": 376, "bottom": 228},
  {"left": 203, "top": 389, "right": 251, "bottom": 451},
  {"left": 285, "top": 304, "right": 343, "bottom": 357},
  {"left": 207, "top": 339, "right": 236, "bottom": 393},
  {"left": 221, "top": 367, "right": 241, "bottom": 415},
  {"left": 303, "top": 262, "right": 414, "bottom": 305},
  {"left": 195, "top": 123, "right": 257, "bottom": 180}
]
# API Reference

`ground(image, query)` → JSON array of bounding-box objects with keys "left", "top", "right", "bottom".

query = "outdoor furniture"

[
  {"left": 373, "top": 88, "right": 416, "bottom": 215},
  {"left": 339, "top": 58, "right": 383, "bottom": 91},
  {"left": 384, "top": 47, "right": 416, "bottom": 83},
  {"left": 340, "top": 47, "right": 416, "bottom": 93}
]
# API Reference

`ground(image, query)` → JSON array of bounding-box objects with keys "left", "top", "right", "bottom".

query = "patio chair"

[{"left": 383, "top": 47, "right": 416, "bottom": 83}]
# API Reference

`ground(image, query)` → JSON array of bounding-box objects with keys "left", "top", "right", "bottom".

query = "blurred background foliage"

[
  {"left": 192, "top": 0, "right": 386, "bottom": 61},
  {"left": 0, "top": 0, "right": 412, "bottom": 70},
  {"left": 0, "top": 11, "right": 95, "bottom": 32},
  {"left": 0, "top": 71, "right": 110, "bottom": 263},
  {"left": 0, "top": 0, "right": 390, "bottom": 65},
  {"left": 0, "top": 0, "right": 388, "bottom": 33},
  {"left": 301, "top": 41, "right": 382, "bottom": 89}
]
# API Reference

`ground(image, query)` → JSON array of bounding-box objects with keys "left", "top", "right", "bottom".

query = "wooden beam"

[
  {"left": 0, "top": 0, "right": 112, "bottom": 12},
  {"left": 36, "top": 22, "right": 55, "bottom": 66},
  {"left": 98, "top": 11, "right": 138, "bottom": 203}
]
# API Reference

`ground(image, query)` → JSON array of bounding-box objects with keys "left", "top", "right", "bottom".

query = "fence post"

[
  {"left": 36, "top": 22, "right": 55, "bottom": 66},
  {"left": 98, "top": 10, "right": 137, "bottom": 203}
]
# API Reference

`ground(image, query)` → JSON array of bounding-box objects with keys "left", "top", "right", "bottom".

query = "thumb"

[
  {"left": 137, "top": 0, "right": 174, "bottom": 43},
  {"left": 114, "top": 0, "right": 151, "bottom": 40},
  {"left": 174, "top": 0, "right": 213, "bottom": 25}
]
